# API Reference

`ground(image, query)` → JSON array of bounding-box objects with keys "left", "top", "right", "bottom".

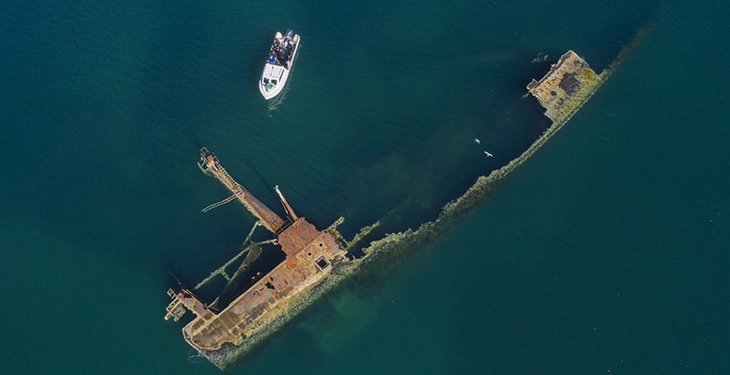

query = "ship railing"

[{"left": 274, "top": 218, "right": 293, "bottom": 236}]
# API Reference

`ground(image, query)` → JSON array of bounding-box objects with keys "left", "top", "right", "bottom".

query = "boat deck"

[{"left": 527, "top": 50, "right": 602, "bottom": 124}]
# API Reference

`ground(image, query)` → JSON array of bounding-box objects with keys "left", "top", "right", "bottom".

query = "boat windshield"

[
  {"left": 271, "top": 79, "right": 277, "bottom": 85},
  {"left": 263, "top": 78, "right": 269, "bottom": 84}
]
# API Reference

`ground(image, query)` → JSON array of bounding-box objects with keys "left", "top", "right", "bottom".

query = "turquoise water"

[{"left": 1, "top": 0, "right": 729, "bottom": 373}]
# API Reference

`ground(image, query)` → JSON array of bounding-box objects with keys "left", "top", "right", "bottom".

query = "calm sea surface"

[{"left": 1, "top": 0, "right": 729, "bottom": 373}]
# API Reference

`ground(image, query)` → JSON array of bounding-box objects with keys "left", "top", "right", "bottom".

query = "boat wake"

[{"left": 266, "top": 80, "right": 292, "bottom": 116}]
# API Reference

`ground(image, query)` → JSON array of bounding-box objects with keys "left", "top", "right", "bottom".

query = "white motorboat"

[{"left": 258, "top": 29, "right": 300, "bottom": 100}]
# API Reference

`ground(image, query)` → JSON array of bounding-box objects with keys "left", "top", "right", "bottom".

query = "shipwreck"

[{"left": 165, "top": 49, "right": 622, "bottom": 369}]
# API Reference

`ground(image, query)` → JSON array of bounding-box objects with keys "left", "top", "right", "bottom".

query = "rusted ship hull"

[{"left": 165, "top": 149, "right": 352, "bottom": 369}]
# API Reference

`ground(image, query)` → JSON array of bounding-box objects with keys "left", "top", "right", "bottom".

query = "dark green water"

[{"left": 1, "top": 0, "right": 729, "bottom": 373}]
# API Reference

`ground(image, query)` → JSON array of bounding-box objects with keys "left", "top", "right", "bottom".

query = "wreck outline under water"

[{"left": 165, "top": 43, "right": 643, "bottom": 369}]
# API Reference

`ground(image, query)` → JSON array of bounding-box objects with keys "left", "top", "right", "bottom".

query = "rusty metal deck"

[{"left": 165, "top": 148, "right": 348, "bottom": 368}]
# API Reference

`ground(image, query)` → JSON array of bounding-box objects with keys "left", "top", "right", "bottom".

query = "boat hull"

[{"left": 258, "top": 31, "right": 300, "bottom": 100}]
